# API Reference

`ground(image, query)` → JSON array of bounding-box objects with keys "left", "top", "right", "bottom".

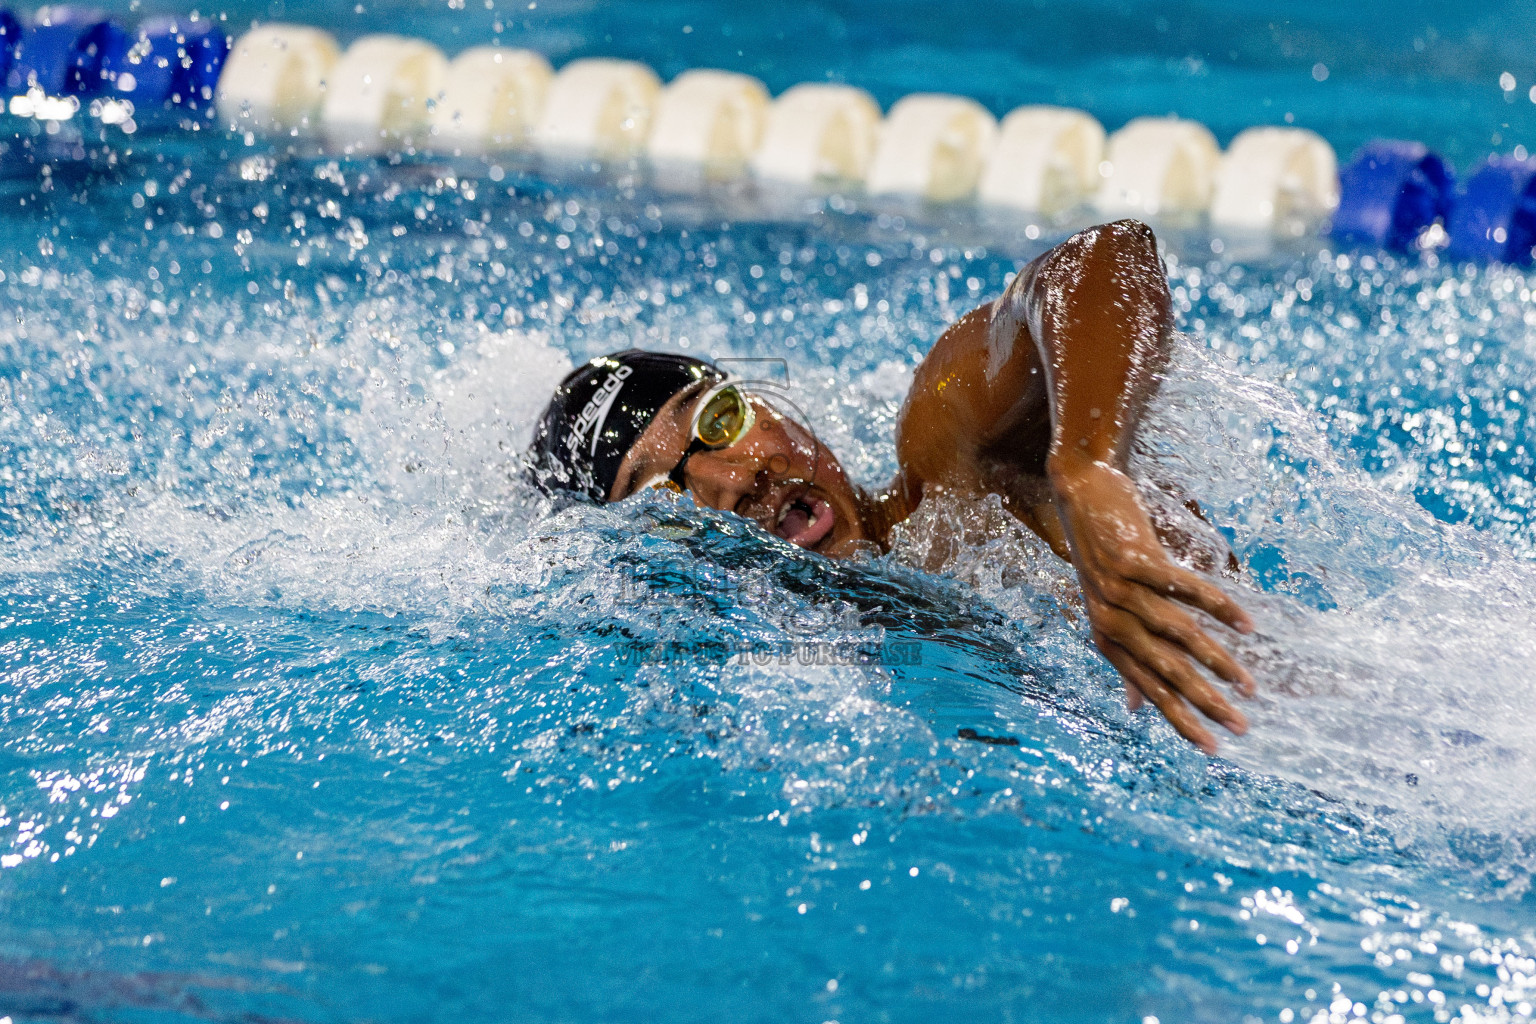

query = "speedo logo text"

[{"left": 565, "top": 365, "right": 632, "bottom": 453}]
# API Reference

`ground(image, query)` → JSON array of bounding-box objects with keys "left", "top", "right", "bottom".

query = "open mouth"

[{"left": 772, "top": 488, "right": 836, "bottom": 549}]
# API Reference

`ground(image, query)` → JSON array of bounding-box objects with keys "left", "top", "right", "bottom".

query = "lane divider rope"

[{"left": 1, "top": 9, "right": 1530, "bottom": 263}]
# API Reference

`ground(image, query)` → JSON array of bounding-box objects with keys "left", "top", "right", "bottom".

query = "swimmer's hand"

[{"left": 1050, "top": 459, "right": 1255, "bottom": 754}]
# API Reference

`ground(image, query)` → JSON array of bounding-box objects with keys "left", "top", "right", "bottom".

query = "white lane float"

[
  {"left": 749, "top": 83, "right": 883, "bottom": 185},
  {"left": 978, "top": 105, "right": 1105, "bottom": 215},
  {"left": 1094, "top": 116, "right": 1221, "bottom": 218},
  {"left": 429, "top": 46, "right": 552, "bottom": 152},
  {"left": 1210, "top": 126, "right": 1339, "bottom": 233},
  {"left": 647, "top": 69, "right": 769, "bottom": 174},
  {"left": 206, "top": 19, "right": 1349, "bottom": 241},
  {"left": 533, "top": 58, "right": 661, "bottom": 160},
  {"left": 866, "top": 93, "right": 998, "bottom": 201},
  {"left": 215, "top": 24, "right": 340, "bottom": 131},
  {"left": 320, "top": 35, "right": 447, "bottom": 151}
]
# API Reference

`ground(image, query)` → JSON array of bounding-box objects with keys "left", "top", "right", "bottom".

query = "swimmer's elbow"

[
  {"left": 1048, "top": 219, "right": 1160, "bottom": 270},
  {"left": 1098, "top": 217, "right": 1158, "bottom": 249},
  {"left": 1036, "top": 219, "right": 1171, "bottom": 323}
]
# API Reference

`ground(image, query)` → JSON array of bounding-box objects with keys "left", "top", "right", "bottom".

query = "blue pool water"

[{"left": 2, "top": 2, "right": 1536, "bottom": 1022}]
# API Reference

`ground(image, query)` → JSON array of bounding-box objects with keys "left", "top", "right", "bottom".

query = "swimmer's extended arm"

[{"left": 894, "top": 219, "right": 1254, "bottom": 752}]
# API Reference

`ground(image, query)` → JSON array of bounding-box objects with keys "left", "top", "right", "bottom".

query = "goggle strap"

[{"left": 668, "top": 436, "right": 708, "bottom": 489}]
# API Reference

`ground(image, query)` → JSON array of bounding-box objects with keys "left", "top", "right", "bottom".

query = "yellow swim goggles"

[{"left": 660, "top": 382, "right": 757, "bottom": 491}]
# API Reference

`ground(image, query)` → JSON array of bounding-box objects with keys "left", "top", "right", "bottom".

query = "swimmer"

[{"left": 527, "top": 219, "right": 1256, "bottom": 753}]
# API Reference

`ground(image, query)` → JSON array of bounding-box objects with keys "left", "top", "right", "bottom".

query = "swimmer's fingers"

[
  {"left": 1093, "top": 631, "right": 1215, "bottom": 754},
  {"left": 1115, "top": 586, "right": 1255, "bottom": 697},
  {"left": 1088, "top": 600, "right": 1248, "bottom": 740},
  {"left": 1052, "top": 462, "right": 1256, "bottom": 747},
  {"left": 1051, "top": 462, "right": 1251, "bottom": 633},
  {"left": 1075, "top": 534, "right": 1255, "bottom": 694},
  {"left": 1121, "top": 554, "right": 1253, "bottom": 635},
  {"left": 1134, "top": 631, "right": 1247, "bottom": 738}
]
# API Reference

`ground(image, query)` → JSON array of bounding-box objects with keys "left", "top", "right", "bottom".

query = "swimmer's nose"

[{"left": 680, "top": 447, "right": 768, "bottom": 517}]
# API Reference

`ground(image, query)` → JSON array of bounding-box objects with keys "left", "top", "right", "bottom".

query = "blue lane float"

[
  {"left": 4, "top": 7, "right": 116, "bottom": 96},
  {"left": 100, "top": 16, "right": 228, "bottom": 113},
  {"left": 0, "top": 10, "right": 20, "bottom": 85},
  {"left": 175, "top": 19, "right": 231, "bottom": 109},
  {"left": 1331, "top": 140, "right": 1455, "bottom": 252},
  {"left": 1444, "top": 156, "right": 1536, "bottom": 266}
]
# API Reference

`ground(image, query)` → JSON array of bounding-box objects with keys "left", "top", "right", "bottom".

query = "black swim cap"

[{"left": 527, "top": 349, "right": 724, "bottom": 503}]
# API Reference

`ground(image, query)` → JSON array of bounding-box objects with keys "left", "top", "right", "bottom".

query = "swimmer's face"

[{"left": 610, "top": 382, "right": 871, "bottom": 557}]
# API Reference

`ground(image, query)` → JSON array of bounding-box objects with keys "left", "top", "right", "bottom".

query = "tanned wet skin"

[{"left": 609, "top": 219, "right": 1256, "bottom": 753}]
